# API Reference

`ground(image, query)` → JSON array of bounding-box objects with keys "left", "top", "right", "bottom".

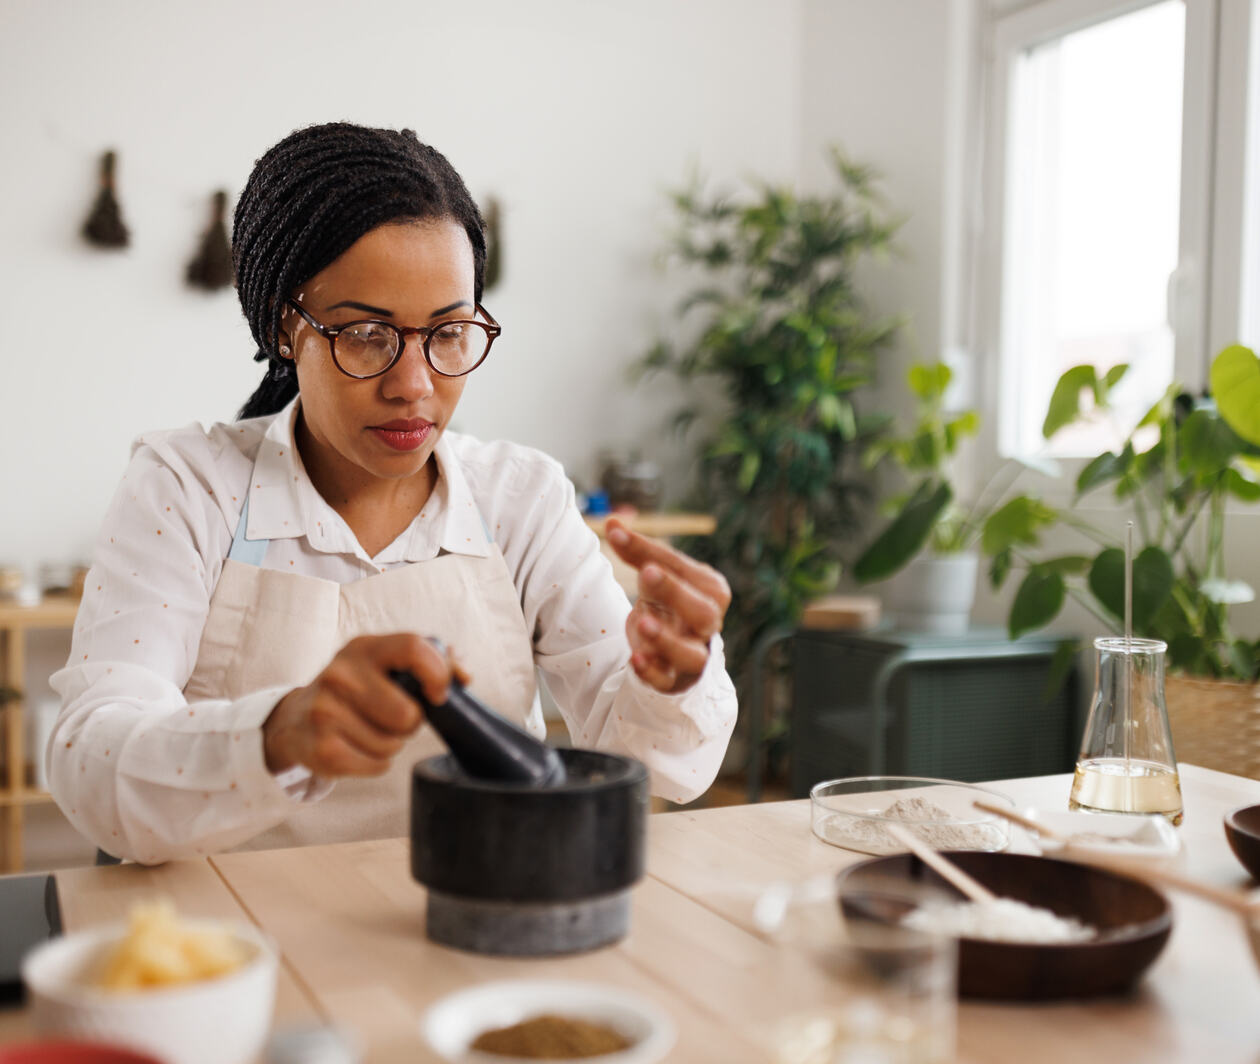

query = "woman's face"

[{"left": 279, "top": 219, "right": 475, "bottom": 492}]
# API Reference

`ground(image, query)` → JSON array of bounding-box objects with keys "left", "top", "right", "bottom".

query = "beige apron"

[{"left": 182, "top": 476, "right": 539, "bottom": 851}]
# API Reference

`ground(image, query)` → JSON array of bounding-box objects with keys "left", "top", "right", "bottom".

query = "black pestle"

[{"left": 389, "top": 670, "right": 566, "bottom": 787}]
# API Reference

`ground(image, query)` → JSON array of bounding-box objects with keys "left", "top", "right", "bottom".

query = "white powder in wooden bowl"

[
  {"left": 816, "top": 795, "right": 1006, "bottom": 855},
  {"left": 901, "top": 898, "right": 1096, "bottom": 943}
]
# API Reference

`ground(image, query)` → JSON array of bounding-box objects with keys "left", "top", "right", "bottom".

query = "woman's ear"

[{"left": 276, "top": 306, "right": 296, "bottom": 359}]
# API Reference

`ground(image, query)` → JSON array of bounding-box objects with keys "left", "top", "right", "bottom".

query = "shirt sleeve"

[
  {"left": 495, "top": 456, "right": 738, "bottom": 804},
  {"left": 47, "top": 435, "right": 320, "bottom": 864}
]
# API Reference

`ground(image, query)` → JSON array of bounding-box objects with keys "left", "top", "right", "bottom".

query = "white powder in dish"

[
  {"left": 901, "top": 898, "right": 1096, "bottom": 943},
  {"left": 817, "top": 795, "right": 1005, "bottom": 854}
]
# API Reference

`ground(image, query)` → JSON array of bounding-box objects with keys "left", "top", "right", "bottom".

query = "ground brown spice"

[{"left": 470, "top": 1013, "right": 633, "bottom": 1058}]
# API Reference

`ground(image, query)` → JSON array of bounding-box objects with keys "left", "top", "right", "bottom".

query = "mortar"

[{"left": 410, "top": 749, "right": 649, "bottom": 956}]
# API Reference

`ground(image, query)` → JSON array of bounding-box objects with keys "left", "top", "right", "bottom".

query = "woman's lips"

[{"left": 368, "top": 418, "right": 433, "bottom": 452}]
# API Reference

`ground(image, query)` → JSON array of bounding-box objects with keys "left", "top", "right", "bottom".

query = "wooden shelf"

[
  {"left": 0, "top": 789, "right": 57, "bottom": 808},
  {"left": 1, "top": 594, "right": 80, "bottom": 871},
  {"left": 584, "top": 512, "right": 716, "bottom": 537},
  {"left": 0, "top": 593, "right": 81, "bottom": 629}
]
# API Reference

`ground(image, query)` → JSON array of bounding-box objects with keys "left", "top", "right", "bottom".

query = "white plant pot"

[{"left": 881, "top": 551, "right": 980, "bottom": 634}]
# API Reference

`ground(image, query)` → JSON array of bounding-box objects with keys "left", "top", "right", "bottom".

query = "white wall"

[
  {"left": 0, "top": 0, "right": 804, "bottom": 571},
  {"left": 800, "top": 0, "right": 954, "bottom": 396}
]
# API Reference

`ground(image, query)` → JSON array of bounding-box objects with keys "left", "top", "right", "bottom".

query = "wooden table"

[
  {"left": 4, "top": 764, "right": 1259, "bottom": 1061},
  {"left": 0, "top": 596, "right": 79, "bottom": 873}
]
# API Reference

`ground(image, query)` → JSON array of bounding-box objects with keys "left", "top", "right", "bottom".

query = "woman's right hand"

[{"left": 262, "top": 633, "right": 451, "bottom": 777}]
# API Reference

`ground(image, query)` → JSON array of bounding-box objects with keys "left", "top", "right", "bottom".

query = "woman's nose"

[{"left": 382, "top": 335, "right": 435, "bottom": 401}]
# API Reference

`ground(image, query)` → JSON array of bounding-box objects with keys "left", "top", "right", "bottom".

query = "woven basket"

[{"left": 1164, "top": 674, "right": 1260, "bottom": 780}]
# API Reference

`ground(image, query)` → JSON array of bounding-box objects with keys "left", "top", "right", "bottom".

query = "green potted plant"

[
  {"left": 635, "top": 149, "right": 900, "bottom": 768},
  {"left": 851, "top": 360, "right": 987, "bottom": 631},
  {"left": 980, "top": 346, "right": 1260, "bottom": 776}
]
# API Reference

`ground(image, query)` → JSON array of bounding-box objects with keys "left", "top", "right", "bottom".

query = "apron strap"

[{"left": 228, "top": 495, "right": 269, "bottom": 567}]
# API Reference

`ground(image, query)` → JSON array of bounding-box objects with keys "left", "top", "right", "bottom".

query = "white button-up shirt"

[{"left": 49, "top": 402, "right": 737, "bottom": 862}]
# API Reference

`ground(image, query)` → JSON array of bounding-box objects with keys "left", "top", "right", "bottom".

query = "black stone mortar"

[{"left": 410, "top": 748, "right": 649, "bottom": 956}]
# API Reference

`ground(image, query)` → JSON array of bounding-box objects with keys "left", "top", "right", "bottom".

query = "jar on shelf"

[{"left": 601, "top": 456, "right": 663, "bottom": 512}]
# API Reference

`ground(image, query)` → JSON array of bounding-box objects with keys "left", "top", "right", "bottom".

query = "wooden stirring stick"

[
  {"left": 973, "top": 799, "right": 1260, "bottom": 918},
  {"left": 884, "top": 823, "right": 996, "bottom": 903}
]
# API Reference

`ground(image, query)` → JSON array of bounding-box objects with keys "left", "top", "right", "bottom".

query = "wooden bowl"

[
  {"left": 1224, "top": 803, "right": 1260, "bottom": 881},
  {"left": 837, "top": 852, "right": 1172, "bottom": 1000},
  {"left": 0, "top": 1046, "right": 162, "bottom": 1064}
]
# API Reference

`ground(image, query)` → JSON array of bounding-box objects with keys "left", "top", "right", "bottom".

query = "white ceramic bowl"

[
  {"left": 1021, "top": 807, "right": 1181, "bottom": 858},
  {"left": 420, "top": 979, "right": 676, "bottom": 1063},
  {"left": 810, "top": 776, "right": 1015, "bottom": 855},
  {"left": 21, "top": 919, "right": 277, "bottom": 1064}
]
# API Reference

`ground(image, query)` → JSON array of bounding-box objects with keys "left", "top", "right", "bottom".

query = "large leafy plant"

[
  {"left": 983, "top": 346, "right": 1260, "bottom": 681},
  {"left": 637, "top": 150, "right": 900, "bottom": 736}
]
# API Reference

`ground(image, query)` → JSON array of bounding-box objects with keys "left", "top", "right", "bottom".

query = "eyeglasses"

[{"left": 287, "top": 299, "right": 501, "bottom": 380}]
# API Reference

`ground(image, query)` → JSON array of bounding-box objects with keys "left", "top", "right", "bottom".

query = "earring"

[{"left": 279, "top": 345, "right": 291, "bottom": 357}]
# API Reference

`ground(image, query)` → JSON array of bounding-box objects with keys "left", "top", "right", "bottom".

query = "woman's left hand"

[{"left": 605, "top": 516, "right": 731, "bottom": 694}]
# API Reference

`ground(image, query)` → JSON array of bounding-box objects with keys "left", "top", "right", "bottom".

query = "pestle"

[{"left": 389, "top": 669, "right": 566, "bottom": 787}]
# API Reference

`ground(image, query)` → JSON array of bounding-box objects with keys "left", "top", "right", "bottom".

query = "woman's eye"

[{"left": 344, "top": 323, "right": 392, "bottom": 343}]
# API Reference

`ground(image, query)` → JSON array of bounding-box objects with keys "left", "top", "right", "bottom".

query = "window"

[
  {"left": 967, "top": 0, "right": 1253, "bottom": 465},
  {"left": 1002, "top": 2, "right": 1184, "bottom": 457}
]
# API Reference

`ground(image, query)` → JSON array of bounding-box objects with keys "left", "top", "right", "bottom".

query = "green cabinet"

[{"left": 788, "top": 628, "right": 1081, "bottom": 798}]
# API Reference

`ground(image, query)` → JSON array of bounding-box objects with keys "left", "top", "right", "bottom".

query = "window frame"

[{"left": 962, "top": 0, "right": 1252, "bottom": 485}]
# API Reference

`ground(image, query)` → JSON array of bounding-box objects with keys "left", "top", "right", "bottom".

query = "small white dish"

[
  {"left": 1020, "top": 808, "right": 1181, "bottom": 858},
  {"left": 21, "top": 919, "right": 277, "bottom": 1064},
  {"left": 420, "top": 979, "right": 676, "bottom": 1063}
]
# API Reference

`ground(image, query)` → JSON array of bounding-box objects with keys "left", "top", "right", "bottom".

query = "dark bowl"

[
  {"left": 0, "top": 1046, "right": 163, "bottom": 1064},
  {"left": 1224, "top": 803, "right": 1260, "bottom": 881},
  {"left": 837, "top": 852, "right": 1172, "bottom": 1001}
]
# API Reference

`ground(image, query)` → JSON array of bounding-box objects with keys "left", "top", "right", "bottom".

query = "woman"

[{"left": 49, "top": 122, "right": 737, "bottom": 864}]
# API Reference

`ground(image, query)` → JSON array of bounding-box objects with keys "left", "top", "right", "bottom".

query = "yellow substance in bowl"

[{"left": 95, "top": 900, "right": 250, "bottom": 991}]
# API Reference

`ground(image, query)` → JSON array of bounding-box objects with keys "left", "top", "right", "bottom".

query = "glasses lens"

[
  {"left": 333, "top": 322, "right": 399, "bottom": 377},
  {"left": 427, "top": 321, "right": 490, "bottom": 375}
]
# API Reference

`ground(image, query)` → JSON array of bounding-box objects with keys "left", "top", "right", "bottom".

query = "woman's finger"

[
  {"left": 305, "top": 728, "right": 396, "bottom": 777},
  {"left": 603, "top": 519, "right": 703, "bottom": 580},
  {"left": 351, "top": 632, "right": 454, "bottom": 707},
  {"left": 630, "top": 648, "right": 678, "bottom": 692},
  {"left": 637, "top": 564, "right": 723, "bottom": 640},
  {"left": 634, "top": 612, "right": 711, "bottom": 677},
  {"left": 446, "top": 646, "right": 472, "bottom": 687},
  {"left": 305, "top": 694, "right": 409, "bottom": 762},
  {"left": 605, "top": 519, "right": 731, "bottom": 608},
  {"left": 319, "top": 647, "right": 423, "bottom": 736}
]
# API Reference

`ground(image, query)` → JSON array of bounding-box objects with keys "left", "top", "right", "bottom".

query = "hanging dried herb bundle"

[
  {"left": 82, "top": 150, "right": 130, "bottom": 248},
  {"left": 186, "top": 189, "right": 234, "bottom": 290},
  {"left": 483, "top": 195, "right": 502, "bottom": 291}
]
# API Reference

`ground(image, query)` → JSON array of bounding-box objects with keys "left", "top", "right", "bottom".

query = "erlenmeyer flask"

[{"left": 1069, "top": 637, "right": 1183, "bottom": 825}]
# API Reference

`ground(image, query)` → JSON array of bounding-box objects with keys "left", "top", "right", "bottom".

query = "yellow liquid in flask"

[{"left": 1069, "top": 758, "right": 1183, "bottom": 825}]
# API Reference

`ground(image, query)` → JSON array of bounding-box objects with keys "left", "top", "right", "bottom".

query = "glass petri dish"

[{"left": 810, "top": 776, "right": 1015, "bottom": 856}]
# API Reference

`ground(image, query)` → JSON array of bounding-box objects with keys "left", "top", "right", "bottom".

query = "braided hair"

[{"left": 233, "top": 122, "right": 487, "bottom": 419}]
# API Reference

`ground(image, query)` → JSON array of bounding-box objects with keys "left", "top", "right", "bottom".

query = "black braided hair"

[{"left": 233, "top": 122, "right": 487, "bottom": 420}]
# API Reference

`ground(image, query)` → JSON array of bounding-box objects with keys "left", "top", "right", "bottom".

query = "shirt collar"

[
  {"left": 245, "top": 401, "right": 489, "bottom": 563},
  {"left": 244, "top": 400, "right": 307, "bottom": 543},
  {"left": 406, "top": 432, "right": 490, "bottom": 562}
]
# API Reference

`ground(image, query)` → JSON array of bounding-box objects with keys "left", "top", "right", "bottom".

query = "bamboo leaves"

[{"left": 638, "top": 149, "right": 901, "bottom": 731}]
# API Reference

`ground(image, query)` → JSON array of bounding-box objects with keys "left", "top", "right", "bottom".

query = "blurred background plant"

[
  {"left": 984, "top": 346, "right": 1260, "bottom": 681},
  {"left": 852, "top": 361, "right": 982, "bottom": 583},
  {"left": 635, "top": 148, "right": 901, "bottom": 773}
]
